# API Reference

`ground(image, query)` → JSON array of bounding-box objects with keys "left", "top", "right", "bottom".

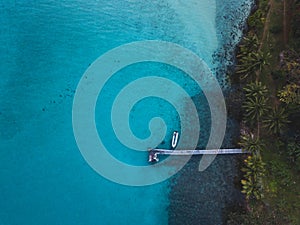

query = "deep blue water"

[{"left": 0, "top": 1, "right": 253, "bottom": 224}]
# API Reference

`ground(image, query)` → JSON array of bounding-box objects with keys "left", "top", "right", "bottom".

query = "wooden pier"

[{"left": 148, "top": 148, "right": 248, "bottom": 162}]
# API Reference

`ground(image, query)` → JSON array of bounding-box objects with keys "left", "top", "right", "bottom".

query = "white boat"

[{"left": 171, "top": 131, "right": 179, "bottom": 149}]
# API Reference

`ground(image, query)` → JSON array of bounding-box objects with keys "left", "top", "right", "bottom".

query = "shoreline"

[
  {"left": 167, "top": 0, "right": 256, "bottom": 224},
  {"left": 227, "top": 0, "right": 300, "bottom": 223}
]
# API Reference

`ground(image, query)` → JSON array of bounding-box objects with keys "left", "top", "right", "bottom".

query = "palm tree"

[
  {"left": 241, "top": 177, "right": 264, "bottom": 200},
  {"left": 243, "top": 34, "right": 259, "bottom": 50},
  {"left": 241, "top": 155, "right": 265, "bottom": 200},
  {"left": 243, "top": 81, "right": 268, "bottom": 98},
  {"left": 243, "top": 155, "right": 265, "bottom": 178},
  {"left": 243, "top": 95, "right": 269, "bottom": 124},
  {"left": 236, "top": 50, "right": 271, "bottom": 80},
  {"left": 239, "top": 133, "right": 265, "bottom": 154},
  {"left": 263, "top": 106, "right": 290, "bottom": 135},
  {"left": 248, "top": 9, "right": 265, "bottom": 30},
  {"left": 241, "top": 176, "right": 264, "bottom": 200},
  {"left": 237, "top": 34, "right": 259, "bottom": 58}
]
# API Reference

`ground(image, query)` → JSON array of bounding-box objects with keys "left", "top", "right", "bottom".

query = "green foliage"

[
  {"left": 248, "top": 9, "right": 265, "bottom": 29},
  {"left": 238, "top": 34, "right": 259, "bottom": 57},
  {"left": 239, "top": 133, "right": 265, "bottom": 154},
  {"left": 242, "top": 155, "right": 266, "bottom": 179},
  {"left": 280, "top": 50, "right": 300, "bottom": 84},
  {"left": 231, "top": 1, "right": 300, "bottom": 223},
  {"left": 242, "top": 82, "right": 269, "bottom": 126},
  {"left": 278, "top": 83, "right": 300, "bottom": 105},
  {"left": 243, "top": 81, "right": 268, "bottom": 98},
  {"left": 236, "top": 50, "right": 271, "bottom": 80},
  {"left": 243, "top": 95, "right": 268, "bottom": 123},
  {"left": 263, "top": 106, "right": 290, "bottom": 135},
  {"left": 259, "top": 0, "right": 269, "bottom": 12},
  {"left": 241, "top": 176, "right": 264, "bottom": 200},
  {"left": 287, "top": 141, "right": 300, "bottom": 162},
  {"left": 266, "top": 160, "right": 293, "bottom": 187},
  {"left": 266, "top": 180, "right": 278, "bottom": 196},
  {"left": 241, "top": 155, "right": 265, "bottom": 200}
]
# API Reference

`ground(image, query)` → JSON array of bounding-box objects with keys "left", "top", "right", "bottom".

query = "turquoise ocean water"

[{"left": 0, "top": 1, "right": 253, "bottom": 224}]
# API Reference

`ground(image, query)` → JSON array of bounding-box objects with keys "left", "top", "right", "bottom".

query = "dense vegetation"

[{"left": 226, "top": 0, "right": 300, "bottom": 224}]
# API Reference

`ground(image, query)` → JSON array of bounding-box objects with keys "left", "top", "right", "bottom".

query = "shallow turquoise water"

[{"left": 0, "top": 1, "right": 253, "bottom": 224}]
